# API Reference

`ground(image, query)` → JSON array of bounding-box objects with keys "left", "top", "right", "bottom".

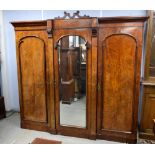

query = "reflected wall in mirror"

[{"left": 57, "top": 35, "right": 87, "bottom": 128}]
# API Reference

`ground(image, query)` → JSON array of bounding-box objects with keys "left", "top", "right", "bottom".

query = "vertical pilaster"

[
  {"left": 47, "top": 19, "right": 56, "bottom": 133},
  {"left": 90, "top": 18, "right": 98, "bottom": 139}
]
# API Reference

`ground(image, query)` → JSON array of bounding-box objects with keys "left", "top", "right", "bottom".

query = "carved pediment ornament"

[{"left": 55, "top": 11, "right": 90, "bottom": 19}]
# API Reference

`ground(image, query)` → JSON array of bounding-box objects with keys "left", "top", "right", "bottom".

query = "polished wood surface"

[
  {"left": 140, "top": 86, "right": 155, "bottom": 133},
  {"left": 11, "top": 22, "right": 54, "bottom": 132},
  {"left": 102, "top": 34, "right": 136, "bottom": 131},
  {"left": 11, "top": 15, "right": 147, "bottom": 143},
  {"left": 140, "top": 85, "right": 155, "bottom": 140},
  {"left": 53, "top": 18, "right": 98, "bottom": 139},
  {"left": 53, "top": 18, "right": 95, "bottom": 29},
  {"left": 31, "top": 138, "right": 61, "bottom": 144},
  {"left": 97, "top": 18, "right": 145, "bottom": 143},
  {"left": 19, "top": 36, "right": 47, "bottom": 122}
]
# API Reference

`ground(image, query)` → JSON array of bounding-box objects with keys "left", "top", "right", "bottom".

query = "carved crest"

[{"left": 55, "top": 11, "right": 90, "bottom": 19}]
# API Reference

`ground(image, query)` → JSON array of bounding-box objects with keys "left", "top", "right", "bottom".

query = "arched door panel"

[
  {"left": 19, "top": 36, "right": 47, "bottom": 122},
  {"left": 98, "top": 34, "right": 137, "bottom": 133}
]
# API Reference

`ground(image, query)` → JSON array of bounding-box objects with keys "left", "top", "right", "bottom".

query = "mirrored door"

[{"left": 57, "top": 35, "right": 87, "bottom": 128}]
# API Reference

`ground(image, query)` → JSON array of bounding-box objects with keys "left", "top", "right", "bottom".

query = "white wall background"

[{"left": 0, "top": 10, "right": 146, "bottom": 111}]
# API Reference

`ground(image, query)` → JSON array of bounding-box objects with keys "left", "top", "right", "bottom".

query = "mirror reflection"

[{"left": 58, "top": 36, "right": 87, "bottom": 128}]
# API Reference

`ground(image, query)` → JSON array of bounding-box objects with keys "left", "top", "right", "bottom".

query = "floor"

[
  {"left": 60, "top": 96, "right": 86, "bottom": 127},
  {"left": 0, "top": 112, "right": 119, "bottom": 144}
]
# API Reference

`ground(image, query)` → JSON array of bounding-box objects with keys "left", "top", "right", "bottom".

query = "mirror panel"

[{"left": 58, "top": 35, "right": 87, "bottom": 128}]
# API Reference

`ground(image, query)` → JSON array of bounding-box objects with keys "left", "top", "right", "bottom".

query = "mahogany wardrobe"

[{"left": 11, "top": 11, "right": 147, "bottom": 143}]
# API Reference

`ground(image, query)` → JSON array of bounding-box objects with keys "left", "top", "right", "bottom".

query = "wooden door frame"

[
  {"left": 52, "top": 18, "right": 98, "bottom": 139},
  {"left": 96, "top": 17, "right": 147, "bottom": 143},
  {"left": 11, "top": 20, "right": 52, "bottom": 132}
]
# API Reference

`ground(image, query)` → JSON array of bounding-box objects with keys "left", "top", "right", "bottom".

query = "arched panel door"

[
  {"left": 19, "top": 36, "right": 47, "bottom": 123},
  {"left": 97, "top": 34, "right": 138, "bottom": 135}
]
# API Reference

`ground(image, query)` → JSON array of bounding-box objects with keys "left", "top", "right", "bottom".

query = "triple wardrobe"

[{"left": 11, "top": 12, "right": 148, "bottom": 143}]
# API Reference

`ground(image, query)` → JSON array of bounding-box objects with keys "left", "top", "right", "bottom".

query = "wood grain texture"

[
  {"left": 31, "top": 138, "right": 61, "bottom": 144},
  {"left": 11, "top": 17, "right": 146, "bottom": 143},
  {"left": 140, "top": 85, "right": 155, "bottom": 140},
  {"left": 53, "top": 18, "right": 95, "bottom": 29},
  {"left": 142, "top": 94, "right": 155, "bottom": 131},
  {"left": 102, "top": 34, "right": 137, "bottom": 132},
  {"left": 90, "top": 36, "right": 97, "bottom": 139},
  {"left": 97, "top": 20, "right": 145, "bottom": 143},
  {"left": 19, "top": 36, "right": 47, "bottom": 122},
  {"left": 13, "top": 27, "right": 50, "bottom": 130},
  {"left": 47, "top": 37, "right": 56, "bottom": 131}
]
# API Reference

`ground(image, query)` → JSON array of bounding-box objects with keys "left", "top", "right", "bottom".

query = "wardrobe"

[
  {"left": 11, "top": 11, "right": 147, "bottom": 143},
  {"left": 140, "top": 11, "right": 155, "bottom": 140}
]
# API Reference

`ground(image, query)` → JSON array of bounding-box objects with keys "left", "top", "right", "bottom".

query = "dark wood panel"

[
  {"left": 143, "top": 94, "right": 155, "bottom": 131},
  {"left": 53, "top": 18, "right": 96, "bottom": 29},
  {"left": 98, "top": 16, "right": 148, "bottom": 24},
  {"left": 57, "top": 126, "right": 89, "bottom": 139},
  {"left": 21, "top": 120, "right": 52, "bottom": 133},
  {"left": 11, "top": 20, "right": 47, "bottom": 31},
  {"left": 97, "top": 131, "right": 137, "bottom": 143},
  {"left": 140, "top": 86, "right": 155, "bottom": 136}
]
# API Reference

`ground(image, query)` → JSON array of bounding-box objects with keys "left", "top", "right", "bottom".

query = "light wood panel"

[
  {"left": 97, "top": 18, "right": 146, "bottom": 143},
  {"left": 19, "top": 36, "right": 47, "bottom": 122},
  {"left": 102, "top": 34, "right": 137, "bottom": 132}
]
